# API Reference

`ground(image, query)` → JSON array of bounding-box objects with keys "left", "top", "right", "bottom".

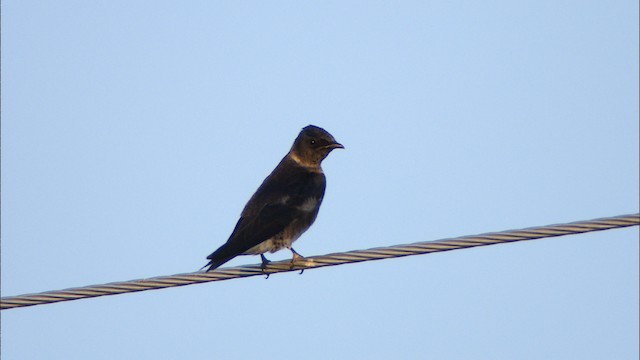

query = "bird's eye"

[{"left": 310, "top": 139, "right": 316, "bottom": 145}]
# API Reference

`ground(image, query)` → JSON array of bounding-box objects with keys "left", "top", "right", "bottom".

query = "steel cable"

[{"left": 2, "top": 213, "right": 638, "bottom": 310}]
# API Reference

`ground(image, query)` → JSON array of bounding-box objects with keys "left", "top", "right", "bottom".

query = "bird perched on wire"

[{"left": 203, "top": 125, "right": 344, "bottom": 272}]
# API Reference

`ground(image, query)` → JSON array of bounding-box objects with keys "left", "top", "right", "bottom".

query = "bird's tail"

[{"left": 201, "top": 244, "right": 237, "bottom": 272}]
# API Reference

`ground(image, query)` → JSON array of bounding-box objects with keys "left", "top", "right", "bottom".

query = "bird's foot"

[
  {"left": 261, "top": 254, "right": 271, "bottom": 279},
  {"left": 290, "top": 248, "right": 305, "bottom": 274}
]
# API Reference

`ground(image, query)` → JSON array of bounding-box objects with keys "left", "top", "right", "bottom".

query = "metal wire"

[{"left": 2, "top": 213, "right": 638, "bottom": 310}]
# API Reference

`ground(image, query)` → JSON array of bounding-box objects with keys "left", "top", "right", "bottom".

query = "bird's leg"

[
  {"left": 290, "top": 248, "right": 305, "bottom": 274},
  {"left": 261, "top": 254, "right": 271, "bottom": 279}
]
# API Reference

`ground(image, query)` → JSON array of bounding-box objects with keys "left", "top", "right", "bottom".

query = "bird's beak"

[{"left": 328, "top": 142, "right": 344, "bottom": 150}]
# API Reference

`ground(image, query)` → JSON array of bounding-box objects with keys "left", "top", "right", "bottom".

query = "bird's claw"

[
  {"left": 261, "top": 254, "right": 271, "bottom": 279},
  {"left": 290, "top": 248, "right": 306, "bottom": 274}
]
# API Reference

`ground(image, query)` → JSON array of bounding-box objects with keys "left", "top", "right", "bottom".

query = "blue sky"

[{"left": 2, "top": 1, "right": 638, "bottom": 359}]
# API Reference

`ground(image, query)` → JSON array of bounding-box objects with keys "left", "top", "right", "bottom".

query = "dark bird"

[{"left": 203, "top": 125, "right": 344, "bottom": 272}]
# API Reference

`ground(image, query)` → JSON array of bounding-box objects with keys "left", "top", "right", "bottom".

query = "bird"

[{"left": 203, "top": 125, "right": 344, "bottom": 272}]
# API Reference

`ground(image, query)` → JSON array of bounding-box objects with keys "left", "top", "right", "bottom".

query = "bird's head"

[{"left": 290, "top": 125, "right": 344, "bottom": 167}]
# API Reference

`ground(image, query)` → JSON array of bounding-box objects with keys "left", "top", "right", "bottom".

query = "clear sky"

[{"left": 2, "top": 1, "right": 638, "bottom": 359}]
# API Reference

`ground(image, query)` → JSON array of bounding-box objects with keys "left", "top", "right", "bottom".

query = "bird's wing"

[
  {"left": 227, "top": 202, "right": 301, "bottom": 252},
  {"left": 205, "top": 202, "right": 301, "bottom": 269}
]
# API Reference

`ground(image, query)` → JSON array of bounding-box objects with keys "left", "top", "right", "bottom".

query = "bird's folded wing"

[{"left": 206, "top": 203, "right": 300, "bottom": 262}]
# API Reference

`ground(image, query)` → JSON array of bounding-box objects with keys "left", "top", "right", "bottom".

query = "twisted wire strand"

[{"left": 2, "top": 213, "right": 638, "bottom": 310}]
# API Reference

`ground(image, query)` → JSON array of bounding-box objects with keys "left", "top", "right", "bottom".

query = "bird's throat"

[{"left": 289, "top": 152, "right": 322, "bottom": 172}]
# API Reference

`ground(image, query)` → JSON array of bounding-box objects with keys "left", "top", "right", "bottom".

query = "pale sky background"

[{"left": 2, "top": 1, "right": 639, "bottom": 359}]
